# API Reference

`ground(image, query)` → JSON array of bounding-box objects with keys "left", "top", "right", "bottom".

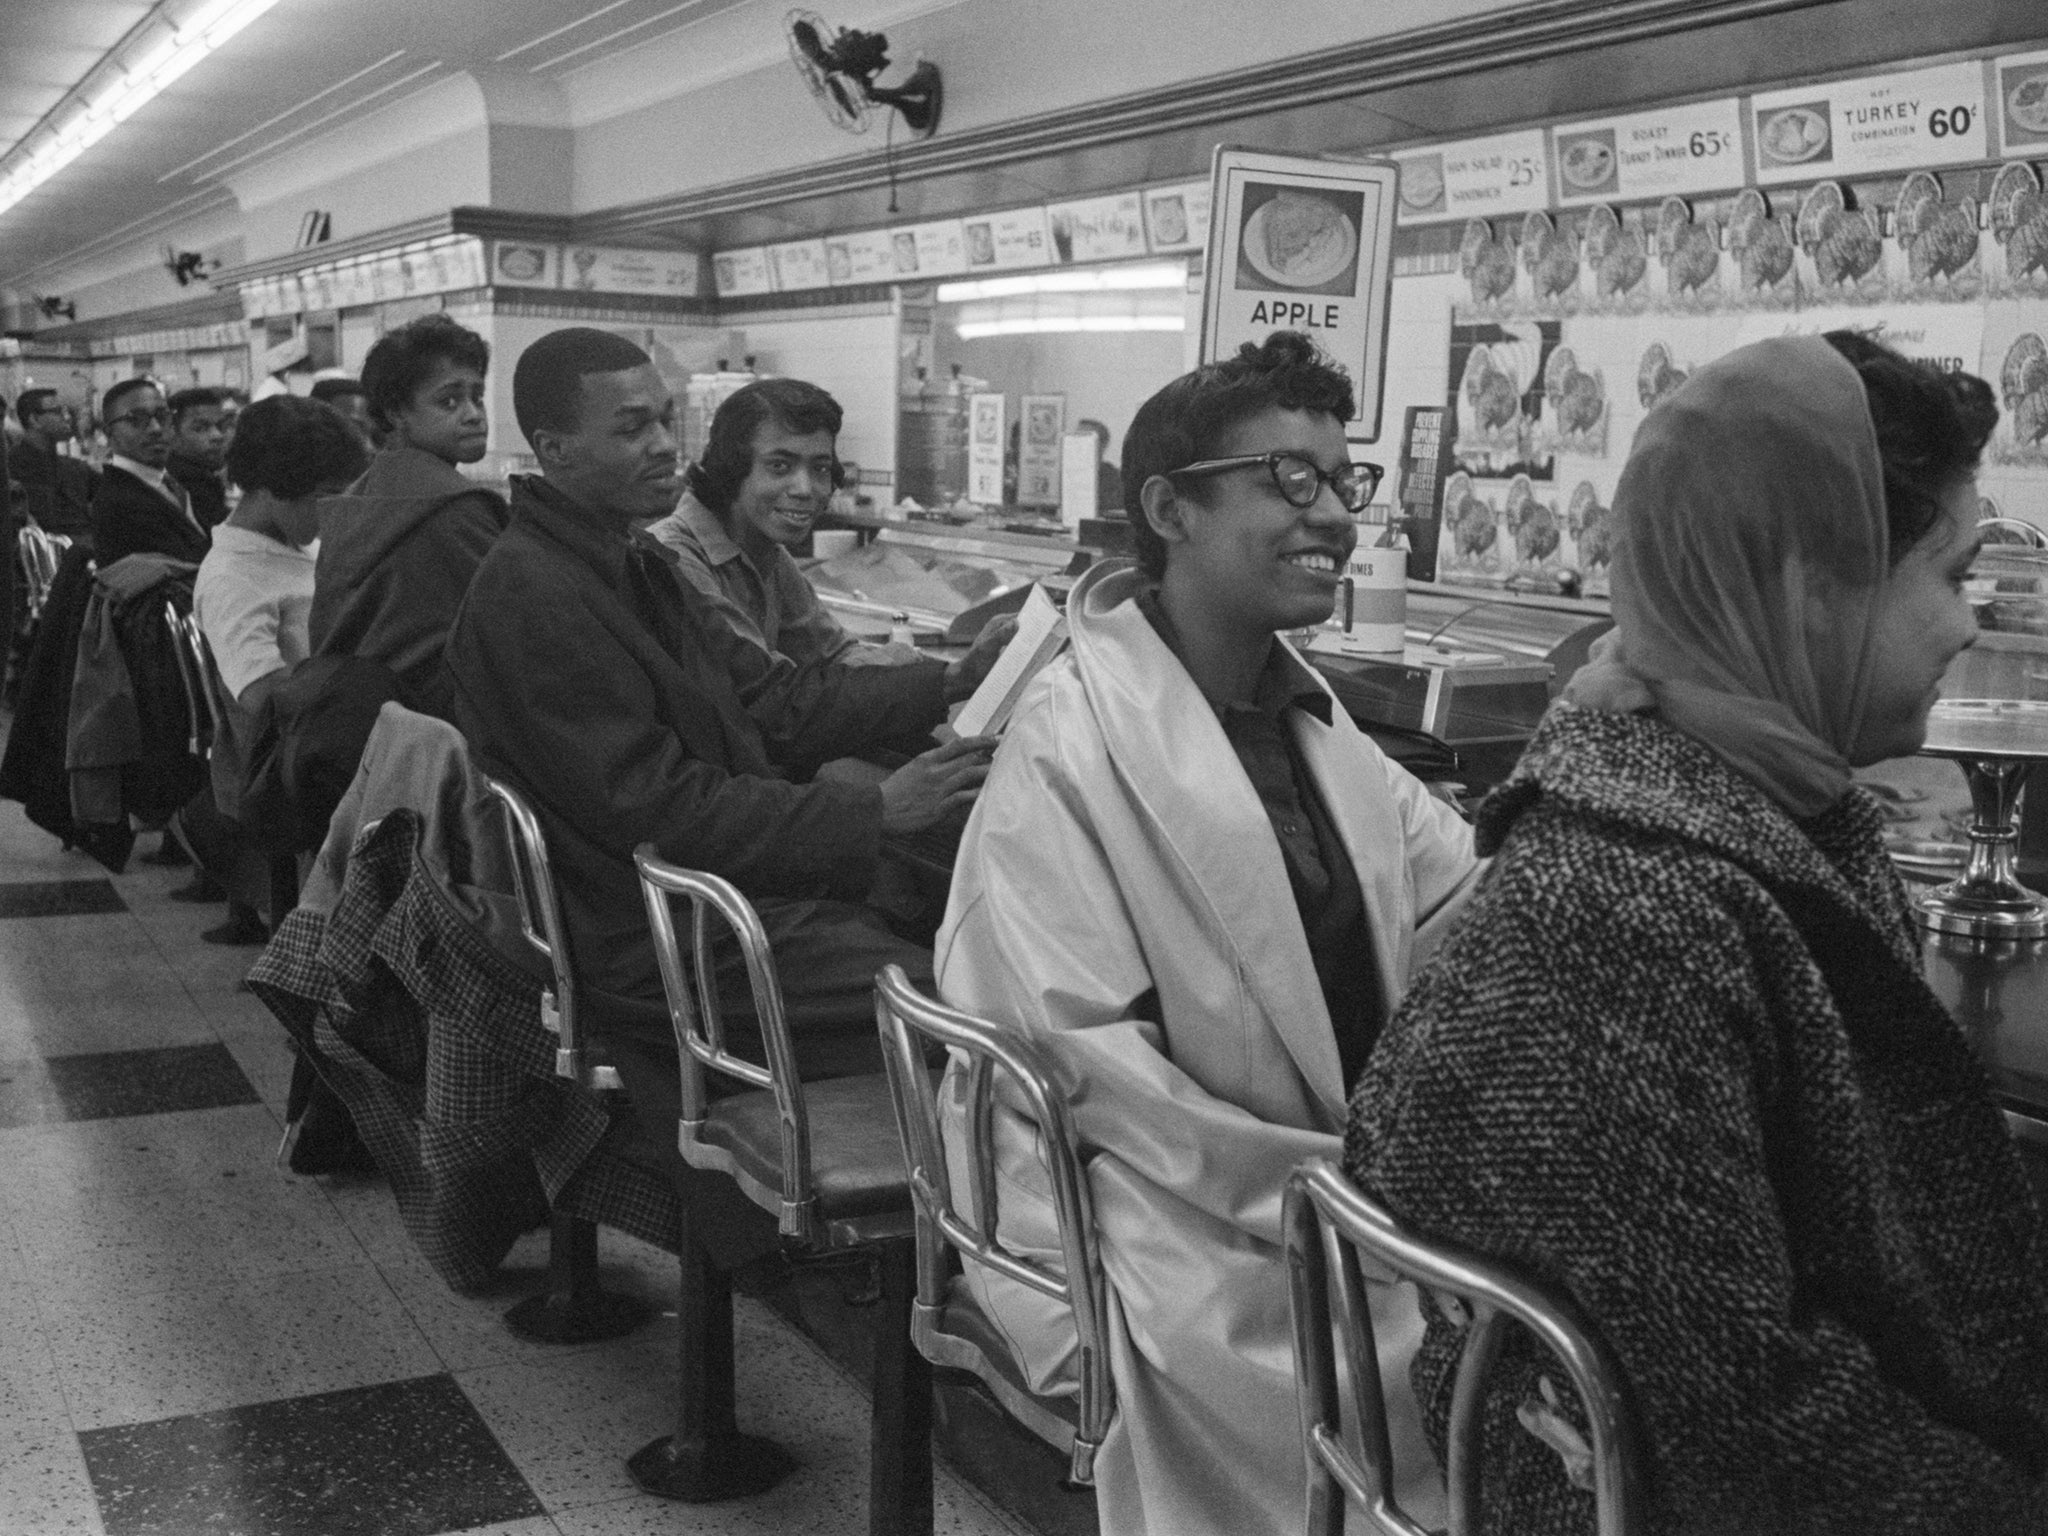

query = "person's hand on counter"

[
  {"left": 942, "top": 613, "right": 1020, "bottom": 703},
  {"left": 879, "top": 735, "right": 998, "bottom": 833}
]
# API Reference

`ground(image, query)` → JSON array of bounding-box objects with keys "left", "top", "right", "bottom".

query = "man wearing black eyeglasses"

[
  {"left": 933, "top": 331, "right": 1480, "bottom": 1536},
  {"left": 92, "top": 378, "right": 210, "bottom": 567},
  {"left": 12, "top": 389, "right": 97, "bottom": 542}
]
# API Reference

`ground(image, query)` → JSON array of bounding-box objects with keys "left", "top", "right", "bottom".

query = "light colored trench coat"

[{"left": 935, "top": 561, "right": 1482, "bottom": 1536}]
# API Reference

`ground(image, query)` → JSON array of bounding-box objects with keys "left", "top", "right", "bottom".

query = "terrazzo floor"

[{"left": 0, "top": 791, "right": 1038, "bottom": 1536}]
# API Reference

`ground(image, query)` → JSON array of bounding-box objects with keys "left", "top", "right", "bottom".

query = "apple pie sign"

[{"left": 1200, "top": 147, "right": 1399, "bottom": 441}]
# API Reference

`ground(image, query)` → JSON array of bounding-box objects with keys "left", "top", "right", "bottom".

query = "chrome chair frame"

[
  {"left": 483, "top": 777, "right": 652, "bottom": 1345},
  {"left": 634, "top": 848, "right": 931, "bottom": 1530},
  {"left": 1284, "top": 1158, "right": 1643, "bottom": 1536},
  {"left": 636, "top": 852, "right": 915, "bottom": 1245},
  {"left": 872, "top": 963, "right": 1115, "bottom": 1487},
  {"left": 17, "top": 524, "right": 70, "bottom": 627}
]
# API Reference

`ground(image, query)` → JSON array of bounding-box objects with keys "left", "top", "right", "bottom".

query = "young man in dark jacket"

[
  {"left": 165, "top": 386, "right": 231, "bottom": 531},
  {"left": 446, "top": 327, "right": 1006, "bottom": 1197},
  {"left": 308, "top": 314, "right": 504, "bottom": 721},
  {"left": 12, "top": 389, "right": 98, "bottom": 541},
  {"left": 92, "top": 378, "right": 211, "bottom": 566}
]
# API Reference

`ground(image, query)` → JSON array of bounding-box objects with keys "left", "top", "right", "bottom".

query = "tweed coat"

[{"left": 1347, "top": 702, "right": 2048, "bottom": 1536}]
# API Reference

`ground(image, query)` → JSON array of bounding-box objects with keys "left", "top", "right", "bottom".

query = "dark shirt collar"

[
  {"left": 1134, "top": 585, "right": 1333, "bottom": 726},
  {"left": 511, "top": 474, "right": 641, "bottom": 586}
]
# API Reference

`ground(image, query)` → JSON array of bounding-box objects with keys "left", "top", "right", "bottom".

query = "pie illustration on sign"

[
  {"left": 1400, "top": 157, "right": 1445, "bottom": 211},
  {"left": 1244, "top": 192, "right": 1357, "bottom": 288},
  {"left": 1559, "top": 138, "right": 1614, "bottom": 190},
  {"left": 498, "top": 246, "right": 546, "bottom": 282},
  {"left": 1761, "top": 106, "right": 1830, "bottom": 164},
  {"left": 2012, "top": 73, "right": 2048, "bottom": 135}
]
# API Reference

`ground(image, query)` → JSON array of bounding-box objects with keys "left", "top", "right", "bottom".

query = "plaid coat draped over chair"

[{"left": 248, "top": 703, "right": 679, "bottom": 1290}]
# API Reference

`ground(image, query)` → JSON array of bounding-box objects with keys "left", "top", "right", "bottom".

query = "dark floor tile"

[
  {"left": 0, "top": 1042, "right": 259, "bottom": 1129},
  {"left": 79, "top": 1373, "right": 544, "bottom": 1536},
  {"left": 0, "top": 878, "right": 127, "bottom": 918}
]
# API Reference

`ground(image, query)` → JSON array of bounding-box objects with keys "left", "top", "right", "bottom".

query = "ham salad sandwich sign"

[{"left": 1200, "top": 147, "right": 1400, "bottom": 439}]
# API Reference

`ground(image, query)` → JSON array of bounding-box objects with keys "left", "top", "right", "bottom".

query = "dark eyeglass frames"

[
  {"left": 108, "top": 407, "right": 173, "bottom": 431},
  {"left": 1167, "top": 451, "right": 1384, "bottom": 512}
]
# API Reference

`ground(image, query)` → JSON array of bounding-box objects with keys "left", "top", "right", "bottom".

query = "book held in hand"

[{"left": 952, "top": 584, "right": 1069, "bottom": 737}]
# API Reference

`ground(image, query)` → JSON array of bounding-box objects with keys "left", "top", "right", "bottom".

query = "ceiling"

[{"left": 0, "top": 0, "right": 751, "bottom": 287}]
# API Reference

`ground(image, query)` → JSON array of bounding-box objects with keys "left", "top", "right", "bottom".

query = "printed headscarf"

[{"left": 1563, "top": 335, "right": 1887, "bottom": 818}]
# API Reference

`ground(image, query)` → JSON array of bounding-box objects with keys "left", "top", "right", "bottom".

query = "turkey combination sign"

[
  {"left": 1200, "top": 147, "right": 1399, "bottom": 440},
  {"left": 1752, "top": 62, "right": 1988, "bottom": 185}
]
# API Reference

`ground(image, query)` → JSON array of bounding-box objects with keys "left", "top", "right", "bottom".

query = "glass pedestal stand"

[{"left": 1914, "top": 702, "right": 2048, "bottom": 941}]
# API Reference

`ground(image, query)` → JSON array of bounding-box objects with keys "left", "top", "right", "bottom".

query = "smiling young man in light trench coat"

[{"left": 934, "top": 333, "right": 1482, "bottom": 1536}]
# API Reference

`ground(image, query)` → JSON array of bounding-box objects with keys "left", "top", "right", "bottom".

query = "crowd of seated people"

[{"left": 10, "top": 316, "right": 2048, "bottom": 1536}]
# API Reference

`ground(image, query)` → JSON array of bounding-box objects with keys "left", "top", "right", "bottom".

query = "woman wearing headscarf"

[{"left": 1347, "top": 331, "right": 2048, "bottom": 1535}]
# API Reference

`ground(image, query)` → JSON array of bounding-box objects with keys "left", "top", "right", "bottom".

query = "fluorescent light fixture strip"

[
  {"left": 0, "top": 0, "right": 283, "bottom": 220},
  {"left": 956, "top": 316, "right": 1186, "bottom": 339},
  {"left": 935, "top": 260, "right": 1187, "bottom": 304}
]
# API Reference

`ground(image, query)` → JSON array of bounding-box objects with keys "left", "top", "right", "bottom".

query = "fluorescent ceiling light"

[
  {"left": 0, "top": 0, "right": 283, "bottom": 219},
  {"left": 935, "top": 261, "right": 1186, "bottom": 304},
  {"left": 956, "top": 315, "right": 1186, "bottom": 339}
]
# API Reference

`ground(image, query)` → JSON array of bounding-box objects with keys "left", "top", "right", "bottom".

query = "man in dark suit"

[
  {"left": 166, "top": 387, "right": 231, "bottom": 531},
  {"left": 11, "top": 389, "right": 98, "bottom": 541},
  {"left": 92, "top": 378, "right": 211, "bottom": 566}
]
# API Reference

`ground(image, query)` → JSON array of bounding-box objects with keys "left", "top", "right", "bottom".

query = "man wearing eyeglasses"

[
  {"left": 12, "top": 389, "right": 98, "bottom": 542},
  {"left": 932, "top": 332, "right": 1481, "bottom": 1536},
  {"left": 92, "top": 378, "right": 211, "bottom": 567}
]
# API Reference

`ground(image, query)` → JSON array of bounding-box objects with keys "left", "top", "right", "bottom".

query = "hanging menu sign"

[
  {"left": 1753, "top": 61, "right": 1988, "bottom": 184},
  {"left": 562, "top": 245, "right": 701, "bottom": 297},
  {"left": 1394, "top": 130, "right": 1548, "bottom": 224},
  {"left": 711, "top": 248, "right": 772, "bottom": 297},
  {"left": 767, "top": 239, "right": 832, "bottom": 292},
  {"left": 1554, "top": 98, "right": 1745, "bottom": 204},
  {"left": 1143, "top": 181, "right": 1211, "bottom": 253},
  {"left": 1999, "top": 48, "right": 2048, "bottom": 155},
  {"left": 896, "top": 220, "right": 966, "bottom": 277},
  {"left": 962, "top": 207, "right": 1052, "bottom": 270},
  {"left": 825, "top": 229, "right": 899, "bottom": 284},
  {"left": 1047, "top": 193, "right": 1148, "bottom": 263}
]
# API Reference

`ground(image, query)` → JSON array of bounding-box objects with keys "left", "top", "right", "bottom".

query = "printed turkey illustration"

[
  {"left": 1520, "top": 211, "right": 1582, "bottom": 300},
  {"left": 1462, "top": 345, "right": 1523, "bottom": 434},
  {"left": 1506, "top": 475, "right": 1559, "bottom": 565},
  {"left": 1656, "top": 196, "right": 1721, "bottom": 294},
  {"left": 1796, "top": 181, "right": 1883, "bottom": 288},
  {"left": 1728, "top": 189, "right": 1795, "bottom": 291},
  {"left": 1569, "top": 482, "right": 1612, "bottom": 570},
  {"left": 1460, "top": 219, "right": 1518, "bottom": 304},
  {"left": 1989, "top": 161, "right": 2048, "bottom": 283},
  {"left": 1638, "top": 342, "right": 1688, "bottom": 411},
  {"left": 1583, "top": 203, "right": 1648, "bottom": 298},
  {"left": 1895, "top": 171, "right": 1980, "bottom": 285},
  {"left": 2004, "top": 333, "right": 2048, "bottom": 447},
  {"left": 1543, "top": 345, "right": 1606, "bottom": 439},
  {"left": 1443, "top": 472, "right": 1498, "bottom": 559}
]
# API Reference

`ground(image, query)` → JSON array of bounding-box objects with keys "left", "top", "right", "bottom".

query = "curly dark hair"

[
  {"left": 224, "top": 395, "right": 369, "bottom": 499},
  {"left": 1122, "top": 331, "right": 1356, "bottom": 579},
  {"left": 1823, "top": 330, "right": 1999, "bottom": 564},
  {"left": 685, "top": 377, "right": 845, "bottom": 516},
  {"left": 360, "top": 313, "right": 490, "bottom": 434}
]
